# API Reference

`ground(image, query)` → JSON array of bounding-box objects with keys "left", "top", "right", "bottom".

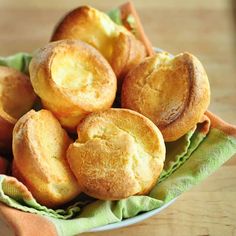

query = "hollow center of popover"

[
  {"left": 51, "top": 53, "right": 94, "bottom": 90},
  {"left": 135, "top": 54, "right": 190, "bottom": 127}
]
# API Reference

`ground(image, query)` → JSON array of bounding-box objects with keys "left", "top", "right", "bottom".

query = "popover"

[
  {"left": 29, "top": 39, "right": 117, "bottom": 131},
  {"left": 67, "top": 108, "right": 165, "bottom": 200},
  {"left": 121, "top": 52, "right": 210, "bottom": 141},
  {"left": 12, "top": 109, "right": 81, "bottom": 208}
]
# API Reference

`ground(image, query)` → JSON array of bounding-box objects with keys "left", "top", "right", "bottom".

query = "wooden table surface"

[{"left": 0, "top": 0, "right": 236, "bottom": 235}]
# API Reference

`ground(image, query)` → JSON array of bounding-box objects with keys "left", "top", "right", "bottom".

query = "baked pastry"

[
  {"left": 0, "top": 66, "right": 36, "bottom": 150},
  {"left": 67, "top": 108, "right": 165, "bottom": 200},
  {"left": 29, "top": 39, "right": 117, "bottom": 131},
  {"left": 121, "top": 52, "right": 210, "bottom": 141},
  {"left": 51, "top": 6, "right": 146, "bottom": 81},
  {"left": 12, "top": 109, "right": 81, "bottom": 208}
]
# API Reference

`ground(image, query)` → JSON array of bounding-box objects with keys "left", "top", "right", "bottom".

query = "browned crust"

[
  {"left": 51, "top": 6, "right": 92, "bottom": 42},
  {"left": 12, "top": 109, "right": 81, "bottom": 208},
  {"left": 0, "top": 203, "right": 57, "bottom": 236},
  {"left": 30, "top": 40, "right": 116, "bottom": 110},
  {"left": 121, "top": 52, "right": 210, "bottom": 141},
  {"left": 67, "top": 108, "right": 165, "bottom": 200},
  {"left": 51, "top": 6, "right": 146, "bottom": 80},
  {"left": 29, "top": 39, "right": 117, "bottom": 131},
  {"left": 0, "top": 66, "right": 36, "bottom": 151},
  {"left": 0, "top": 66, "right": 36, "bottom": 119},
  {"left": 111, "top": 32, "right": 146, "bottom": 85},
  {"left": 110, "top": 33, "right": 131, "bottom": 81},
  {"left": 160, "top": 53, "right": 210, "bottom": 141}
]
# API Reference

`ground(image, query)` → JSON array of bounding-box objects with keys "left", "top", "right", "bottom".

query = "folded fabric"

[
  {"left": 1, "top": 2, "right": 236, "bottom": 235},
  {"left": 108, "top": 1, "right": 154, "bottom": 56},
  {"left": 0, "top": 53, "right": 32, "bottom": 74},
  {"left": 0, "top": 107, "right": 236, "bottom": 235}
]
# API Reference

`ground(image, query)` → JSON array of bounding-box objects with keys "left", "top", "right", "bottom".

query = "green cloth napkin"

[
  {"left": 0, "top": 53, "right": 32, "bottom": 74},
  {"left": 1, "top": 54, "right": 236, "bottom": 235}
]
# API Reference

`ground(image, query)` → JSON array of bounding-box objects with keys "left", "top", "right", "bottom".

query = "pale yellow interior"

[{"left": 51, "top": 53, "right": 94, "bottom": 90}]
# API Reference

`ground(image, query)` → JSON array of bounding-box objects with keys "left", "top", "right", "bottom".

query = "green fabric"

[
  {"left": 107, "top": 9, "right": 137, "bottom": 35},
  {"left": 1, "top": 54, "right": 236, "bottom": 235},
  {"left": 107, "top": 8, "right": 123, "bottom": 25},
  {"left": 150, "top": 128, "right": 236, "bottom": 202},
  {"left": 0, "top": 53, "right": 32, "bottom": 74},
  {"left": 0, "top": 177, "right": 90, "bottom": 220},
  {"left": 159, "top": 123, "right": 207, "bottom": 182}
]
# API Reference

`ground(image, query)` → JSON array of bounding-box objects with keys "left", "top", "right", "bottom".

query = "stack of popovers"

[{"left": 11, "top": 5, "right": 166, "bottom": 206}]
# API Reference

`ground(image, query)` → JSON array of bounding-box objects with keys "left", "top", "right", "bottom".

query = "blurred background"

[{"left": 0, "top": 0, "right": 235, "bottom": 124}]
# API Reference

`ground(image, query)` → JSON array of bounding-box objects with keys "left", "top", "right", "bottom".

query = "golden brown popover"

[
  {"left": 67, "top": 108, "right": 165, "bottom": 200},
  {"left": 12, "top": 109, "right": 81, "bottom": 208},
  {"left": 121, "top": 52, "right": 210, "bottom": 141},
  {"left": 51, "top": 6, "right": 146, "bottom": 81},
  {"left": 0, "top": 66, "right": 36, "bottom": 150},
  {"left": 29, "top": 39, "right": 117, "bottom": 131}
]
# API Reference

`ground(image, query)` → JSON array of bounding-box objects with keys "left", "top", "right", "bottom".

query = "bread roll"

[
  {"left": 121, "top": 52, "right": 210, "bottom": 141},
  {"left": 12, "top": 109, "right": 81, "bottom": 208},
  {"left": 67, "top": 108, "right": 165, "bottom": 200},
  {"left": 51, "top": 6, "right": 146, "bottom": 81},
  {"left": 0, "top": 66, "right": 36, "bottom": 150},
  {"left": 29, "top": 39, "right": 117, "bottom": 131}
]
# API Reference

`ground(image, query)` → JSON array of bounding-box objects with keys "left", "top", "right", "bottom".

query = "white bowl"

[{"left": 89, "top": 198, "right": 176, "bottom": 232}]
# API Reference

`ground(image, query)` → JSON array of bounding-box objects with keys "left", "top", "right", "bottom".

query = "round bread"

[
  {"left": 67, "top": 108, "right": 165, "bottom": 200},
  {"left": 121, "top": 52, "right": 210, "bottom": 141},
  {"left": 0, "top": 66, "right": 36, "bottom": 150},
  {"left": 29, "top": 39, "right": 117, "bottom": 131},
  {"left": 51, "top": 6, "right": 146, "bottom": 81},
  {"left": 12, "top": 109, "right": 81, "bottom": 208}
]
